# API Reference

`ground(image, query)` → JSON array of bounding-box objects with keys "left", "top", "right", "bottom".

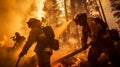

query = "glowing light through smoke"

[
  {"left": 34, "top": 0, "right": 44, "bottom": 20},
  {"left": 55, "top": 19, "right": 72, "bottom": 39},
  {"left": 0, "top": 35, "right": 8, "bottom": 47}
]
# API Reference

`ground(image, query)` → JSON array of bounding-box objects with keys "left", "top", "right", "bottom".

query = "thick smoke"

[
  {"left": 0, "top": 0, "right": 90, "bottom": 67},
  {"left": 0, "top": 0, "right": 40, "bottom": 67},
  {"left": 0, "top": 0, "right": 35, "bottom": 42}
]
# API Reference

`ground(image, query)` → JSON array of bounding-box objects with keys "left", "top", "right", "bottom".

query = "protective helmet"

[
  {"left": 27, "top": 18, "right": 40, "bottom": 25},
  {"left": 73, "top": 13, "right": 87, "bottom": 26},
  {"left": 15, "top": 32, "right": 20, "bottom": 36},
  {"left": 27, "top": 18, "right": 41, "bottom": 27}
]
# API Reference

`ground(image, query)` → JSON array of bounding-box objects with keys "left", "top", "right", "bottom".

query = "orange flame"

[
  {"left": 55, "top": 19, "right": 73, "bottom": 39},
  {"left": 0, "top": 35, "right": 8, "bottom": 47}
]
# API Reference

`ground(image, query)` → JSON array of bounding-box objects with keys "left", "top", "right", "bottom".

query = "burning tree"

[
  {"left": 87, "top": 0, "right": 101, "bottom": 18},
  {"left": 42, "top": 0, "right": 61, "bottom": 28}
]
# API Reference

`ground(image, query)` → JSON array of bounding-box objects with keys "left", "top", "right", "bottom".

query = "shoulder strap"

[{"left": 94, "top": 17, "right": 108, "bottom": 30}]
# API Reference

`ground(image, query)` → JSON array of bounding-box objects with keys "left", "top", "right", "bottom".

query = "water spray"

[{"left": 54, "top": 19, "right": 73, "bottom": 39}]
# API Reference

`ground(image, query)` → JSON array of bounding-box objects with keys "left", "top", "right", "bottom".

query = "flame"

[
  {"left": 34, "top": 0, "right": 44, "bottom": 20},
  {"left": 0, "top": 35, "right": 8, "bottom": 47},
  {"left": 18, "top": 0, "right": 45, "bottom": 62},
  {"left": 55, "top": 19, "right": 72, "bottom": 39}
]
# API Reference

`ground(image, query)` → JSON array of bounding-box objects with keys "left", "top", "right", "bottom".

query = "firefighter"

[
  {"left": 109, "top": 29, "right": 120, "bottom": 56},
  {"left": 19, "top": 18, "right": 53, "bottom": 67},
  {"left": 73, "top": 13, "right": 120, "bottom": 67},
  {"left": 11, "top": 32, "right": 25, "bottom": 49},
  {"left": 109, "top": 29, "right": 120, "bottom": 43}
]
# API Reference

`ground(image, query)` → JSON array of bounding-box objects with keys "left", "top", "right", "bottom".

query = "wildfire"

[
  {"left": 29, "top": 0, "right": 69, "bottom": 39},
  {"left": 33, "top": 0, "right": 44, "bottom": 20},
  {"left": 0, "top": 35, "right": 8, "bottom": 47},
  {"left": 55, "top": 19, "right": 72, "bottom": 39}
]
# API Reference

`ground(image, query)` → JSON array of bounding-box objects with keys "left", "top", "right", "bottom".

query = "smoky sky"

[
  {"left": 0, "top": 0, "right": 38, "bottom": 66},
  {"left": 0, "top": 0, "right": 36, "bottom": 41},
  {"left": 101, "top": 0, "right": 118, "bottom": 29}
]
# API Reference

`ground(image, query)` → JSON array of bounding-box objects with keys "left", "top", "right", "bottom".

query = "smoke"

[
  {"left": 55, "top": 19, "right": 72, "bottom": 39},
  {"left": 0, "top": 0, "right": 35, "bottom": 42},
  {"left": 0, "top": 0, "right": 86, "bottom": 67},
  {"left": 0, "top": 0, "right": 42, "bottom": 67},
  {"left": 42, "top": 0, "right": 61, "bottom": 28}
]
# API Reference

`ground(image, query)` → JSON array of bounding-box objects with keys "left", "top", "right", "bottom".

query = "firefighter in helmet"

[
  {"left": 74, "top": 13, "right": 120, "bottom": 67},
  {"left": 11, "top": 32, "right": 25, "bottom": 49},
  {"left": 19, "top": 18, "right": 53, "bottom": 67}
]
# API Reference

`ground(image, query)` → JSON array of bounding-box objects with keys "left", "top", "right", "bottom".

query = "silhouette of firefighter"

[
  {"left": 73, "top": 13, "right": 120, "bottom": 67},
  {"left": 18, "top": 18, "right": 59, "bottom": 67},
  {"left": 109, "top": 29, "right": 120, "bottom": 56},
  {"left": 109, "top": 29, "right": 120, "bottom": 45},
  {"left": 10, "top": 32, "right": 25, "bottom": 49}
]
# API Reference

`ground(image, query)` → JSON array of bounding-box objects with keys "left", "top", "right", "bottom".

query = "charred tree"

[
  {"left": 64, "top": 0, "right": 68, "bottom": 21},
  {"left": 109, "top": 0, "right": 120, "bottom": 29}
]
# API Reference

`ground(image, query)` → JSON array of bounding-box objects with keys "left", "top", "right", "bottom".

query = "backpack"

[
  {"left": 109, "top": 29, "right": 120, "bottom": 41},
  {"left": 94, "top": 17, "right": 108, "bottom": 35},
  {"left": 52, "top": 39, "right": 59, "bottom": 50},
  {"left": 43, "top": 26, "right": 55, "bottom": 39},
  {"left": 94, "top": 17, "right": 120, "bottom": 41},
  {"left": 43, "top": 26, "right": 59, "bottom": 50},
  {"left": 94, "top": 17, "right": 108, "bottom": 30}
]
